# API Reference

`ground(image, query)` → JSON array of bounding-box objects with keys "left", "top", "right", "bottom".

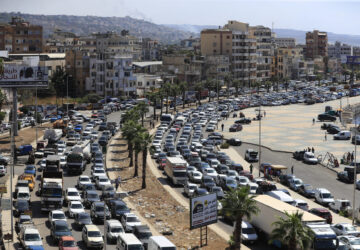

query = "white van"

[
  {"left": 334, "top": 131, "right": 351, "bottom": 140},
  {"left": 106, "top": 219, "right": 124, "bottom": 244},
  {"left": 17, "top": 187, "right": 30, "bottom": 202},
  {"left": 116, "top": 233, "right": 143, "bottom": 250},
  {"left": 148, "top": 236, "right": 176, "bottom": 250},
  {"left": 314, "top": 188, "right": 334, "bottom": 206},
  {"left": 265, "top": 191, "right": 295, "bottom": 206}
]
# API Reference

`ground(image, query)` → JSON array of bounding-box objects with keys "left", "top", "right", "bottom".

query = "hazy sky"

[{"left": 1, "top": 0, "right": 359, "bottom": 35}]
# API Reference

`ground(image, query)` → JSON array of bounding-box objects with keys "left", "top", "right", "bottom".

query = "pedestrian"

[
  {"left": 324, "top": 132, "right": 327, "bottom": 141},
  {"left": 221, "top": 123, "right": 224, "bottom": 132},
  {"left": 291, "top": 165, "right": 294, "bottom": 175},
  {"left": 308, "top": 147, "right": 311, "bottom": 152},
  {"left": 115, "top": 176, "right": 121, "bottom": 190},
  {"left": 250, "top": 164, "right": 253, "bottom": 174},
  {"left": 351, "top": 151, "right": 355, "bottom": 162},
  {"left": 265, "top": 168, "right": 268, "bottom": 178},
  {"left": 311, "top": 147, "right": 314, "bottom": 153},
  {"left": 264, "top": 111, "right": 266, "bottom": 117},
  {"left": 312, "top": 118, "right": 315, "bottom": 125},
  {"left": 347, "top": 152, "right": 351, "bottom": 163}
]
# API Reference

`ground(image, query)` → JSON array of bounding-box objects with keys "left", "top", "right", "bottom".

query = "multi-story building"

[
  {"left": 203, "top": 55, "right": 230, "bottom": 79},
  {"left": 0, "top": 16, "right": 43, "bottom": 53},
  {"left": 141, "top": 38, "right": 161, "bottom": 61},
  {"left": 162, "top": 54, "right": 203, "bottom": 83},
  {"left": 85, "top": 53, "right": 136, "bottom": 97},
  {"left": 249, "top": 25, "right": 273, "bottom": 82},
  {"left": 328, "top": 41, "right": 352, "bottom": 59},
  {"left": 134, "top": 73, "right": 163, "bottom": 97},
  {"left": 305, "top": 30, "right": 328, "bottom": 59},
  {"left": 65, "top": 50, "right": 90, "bottom": 97},
  {"left": 274, "top": 38, "right": 296, "bottom": 48},
  {"left": 200, "top": 29, "right": 232, "bottom": 56}
]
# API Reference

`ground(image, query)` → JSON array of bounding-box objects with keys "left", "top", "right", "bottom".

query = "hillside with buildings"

[{"left": 0, "top": 12, "right": 194, "bottom": 44}]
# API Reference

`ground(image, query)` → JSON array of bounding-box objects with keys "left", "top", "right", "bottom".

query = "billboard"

[
  {"left": 0, "top": 62, "right": 48, "bottom": 88},
  {"left": 190, "top": 193, "right": 218, "bottom": 229}
]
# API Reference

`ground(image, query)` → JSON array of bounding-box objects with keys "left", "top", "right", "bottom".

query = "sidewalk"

[{"left": 221, "top": 147, "right": 357, "bottom": 228}]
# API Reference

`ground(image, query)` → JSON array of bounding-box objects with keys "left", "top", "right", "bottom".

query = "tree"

[
  {"left": 178, "top": 81, "right": 188, "bottom": 109},
  {"left": 204, "top": 79, "right": 215, "bottom": 102},
  {"left": 265, "top": 81, "right": 272, "bottom": 93},
  {"left": 147, "top": 92, "right": 159, "bottom": 120},
  {"left": 51, "top": 67, "right": 66, "bottom": 97},
  {"left": 163, "top": 82, "right": 172, "bottom": 114},
  {"left": 270, "top": 211, "right": 314, "bottom": 250},
  {"left": 0, "top": 89, "right": 7, "bottom": 111},
  {"left": 225, "top": 74, "right": 233, "bottom": 98},
  {"left": 221, "top": 186, "right": 260, "bottom": 249},
  {"left": 135, "top": 102, "right": 149, "bottom": 127},
  {"left": 232, "top": 80, "right": 241, "bottom": 97},
  {"left": 122, "top": 120, "right": 139, "bottom": 167},
  {"left": 132, "top": 127, "right": 146, "bottom": 177},
  {"left": 122, "top": 108, "right": 140, "bottom": 124},
  {"left": 171, "top": 84, "right": 180, "bottom": 113},
  {"left": 194, "top": 82, "right": 203, "bottom": 106},
  {"left": 139, "top": 132, "right": 153, "bottom": 189}
]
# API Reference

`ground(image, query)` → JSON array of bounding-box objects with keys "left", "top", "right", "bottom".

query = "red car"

[
  {"left": 91, "top": 113, "right": 98, "bottom": 118},
  {"left": 239, "top": 170, "right": 253, "bottom": 181},
  {"left": 59, "top": 236, "right": 78, "bottom": 250},
  {"left": 309, "top": 208, "right": 332, "bottom": 224},
  {"left": 159, "top": 158, "right": 167, "bottom": 170},
  {"left": 173, "top": 125, "right": 181, "bottom": 132}
]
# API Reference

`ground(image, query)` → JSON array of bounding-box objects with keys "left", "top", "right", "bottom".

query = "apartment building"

[
  {"left": 134, "top": 73, "right": 163, "bottom": 97},
  {"left": 141, "top": 38, "right": 161, "bottom": 61},
  {"left": 305, "top": 30, "right": 328, "bottom": 59},
  {"left": 0, "top": 17, "right": 43, "bottom": 53},
  {"left": 274, "top": 38, "right": 296, "bottom": 48},
  {"left": 65, "top": 50, "right": 90, "bottom": 97},
  {"left": 86, "top": 53, "right": 136, "bottom": 97},
  {"left": 200, "top": 29, "right": 232, "bottom": 56},
  {"left": 328, "top": 41, "right": 352, "bottom": 59},
  {"left": 203, "top": 55, "right": 230, "bottom": 79},
  {"left": 162, "top": 54, "right": 203, "bottom": 83},
  {"left": 249, "top": 25, "right": 273, "bottom": 82}
]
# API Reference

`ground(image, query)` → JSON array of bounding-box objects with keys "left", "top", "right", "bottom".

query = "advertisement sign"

[
  {"left": 0, "top": 62, "right": 49, "bottom": 88},
  {"left": 190, "top": 193, "right": 218, "bottom": 229},
  {"left": 346, "top": 56, "right": 360, "bottom": 65}
]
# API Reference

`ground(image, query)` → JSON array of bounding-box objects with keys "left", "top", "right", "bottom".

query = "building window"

[
  {"left": 213, "top": 42, "right": 217, "bottom": 47},
  {"left": 138, "top": 82, "right": 142, "bottom": 86}
]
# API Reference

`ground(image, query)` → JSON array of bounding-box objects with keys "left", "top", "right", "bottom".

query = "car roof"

[
  {"left": 54, "top": 220, "right": 68, "bottom": 225},
  {"left": 52, "top": 210, "right": 64, "bottom": 214},
  {"left": 60, "top": 235, "right": 76, "bottom": 241},
  {"left": 93, "top": 201, "right": 105, "bottom": 206},
  {"left": 84, "top": 224, "right": 100, "bottom": 231},
  {"left": 106, "top": 219, "right": 122, "bottom": 227},
  {"left": 86, "top": 190, "right": 98, "bottom": 194},
  {"left": 67, "top": 187, "right": 78, "bottom": 191},
  {"left": 312, "top": 208, "right": 329, "bottom": 212}
]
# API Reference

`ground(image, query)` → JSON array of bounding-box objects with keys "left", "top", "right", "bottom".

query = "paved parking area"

[{"left": 219, "top": 95, "right": 360, "bottom": 162}]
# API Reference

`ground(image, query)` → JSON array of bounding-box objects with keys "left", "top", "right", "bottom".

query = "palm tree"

[
  {"left": 194, "top": 82, "right": 203, "bottom": 106},
  {"left": 132, "top": 136, "right": 142, "bottom": 177},
  {"left": 265, "top": 81, "right": 272, "bottom": 93},
  {"left": 221, "top": 186, "right": 260, "bottom": 249},
  {"left": 178, "top": 81, "right": 188, "bottom": 109},
  {"left": 135, "top": 102, "right": 149, "bottom": 127},
  {"left": 139, "top": 132, "right": 153, "bottom": 189},
  {"left": 147, "top": 91, "right": 158, "bottom": 120},
  {"left": 204, "top": 79, "right": 215, "bottom": 102},
  {"left": 232, "top": 79, "right": 241, "bottom": 97},
  {"left": 270, "top": 211, "right": 314, "bottom": 250},
  {"left": 163, "top": 82, "right": 172, "bottom": 114},
  {"left": 225, "top": 74, "right": 233, "bottom": 98},
  {"left": 122, "top": 108, "right": 140, "bottom": 124},
  {"left": 121, "top": 120, "right": 138, "bottom": 167},
  {"left": 171, "top": 84, "right": 180, "bottom": 113}
]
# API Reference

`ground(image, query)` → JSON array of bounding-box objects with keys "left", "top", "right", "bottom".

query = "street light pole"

[
  {"left": 35, "top": 86, "right": 38, "bottom": 144},
  {"left": 353, "top": 113, "right": 358, "bottom": 225},
  {"left": 255, "top": 106, "right": 264, "bottom": 177}
]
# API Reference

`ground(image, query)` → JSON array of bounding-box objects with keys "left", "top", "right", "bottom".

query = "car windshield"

[
  {"left": 68, "top": 191, "right": 79, "bottom": 196},
  {"left": 20, "top": 218, "right": 31, "bottom": 223},
  {"left": 212, "top": 187, "right": 221, "bottom": 192},
  {"left": 350, "top": 238, "right": 360, "bottom": 245},
  {"left": 227, "top": 179, "right": 236, "bottom": 185},
  {"left": 88, "top": 231, "right": 101, "bottom": 237},
  {"left": 305, "top": 185, "right": 314, "bottom": 190},
  {"left": 105, "top": 186, "right": 114, "bottom": 191},
  {"left": 344, "top": 225, "right": 357, "bottom": 231},
  {"left": 127, "top": 216, "right": 139, "bottom": 222},
  {"left": 322, "top": 193, "right": 333, "bottom": 198},
  {"left": 99, "top": 178, "right": 108, "bottom": 183},
  {"left": 242, "top": 228, "right": 256, "bottom": 234},
  {"left": 95, "top": 170, "right": 105, "bottom": 174},
  {"left": 111, "top": 227, "right": 123, "bottom": 233},
  {"left": 88, "top": 194, "right": 99, "bottom": 199},
  {"left": 128, "top": 246, "right": 143, "bottom": 250},
  {"left": 80, "top": 177, "right": 90, "bottom": 182},
  {"left": 56, "top": 225, "right": 70, "bottom": 232},
  {"left": 71, "top": 203, "right": 83, "bottom": 209},
  {"left": 295, "top": 180, "right": 302, "bottom": 184},
  {"left": 189, "top": 185, "right": 197, "bottom": 190},
  {"left": 53, "top": 213, "right": 65, "bottom": 219},
  {"left": 63, "top": 240, "right": 76, "bottom": 247},
  {"left": 138, "top": 231, "right": 152, "bottom": 238},
  {"left": 95, "top": 206, "right": 107, "bottom": 212},
  {"left": 24, "top": 233, "right": 41, "bottom": 241},
  {"left": 78, "top": 214, "right": 90, "bottom": 220},
  {"left": 18, "top": 193, "right": 29, "bottom": 199},
  {"left": 207, "top": 169, "right": 215, "bottom": 173},
  {"left": 198, "top": 189, "right": 207, "bottom": 195}
]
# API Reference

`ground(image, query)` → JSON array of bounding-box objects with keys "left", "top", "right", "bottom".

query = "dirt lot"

[{"left": 108, "top": 137, "right": 228, "bottom": 250}]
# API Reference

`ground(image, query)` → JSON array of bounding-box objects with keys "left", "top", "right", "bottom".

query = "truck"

[
  {"left": 43, "top": 129, "right": 63, "bottom": 144},
  {"left": 250, "top": 195, "right": 338, "bottom": 249},
  {"left": 164, "top": 157, "right": 187, "bottom": 185},
  {"left": 45, "top": 155, "right": 60, "bottom": 172},
  {"left": 38, "top": 171, "right": 63, "bottom": 212},
  {"left": 67, "top": 152, "right": 85, "bottom": 175},
  {"left": 36, "top": 140, "right": 48, "bottom": 151},
  {"left": 52, "top": 119, "right": 69, "bottom": 135},
  {"left": 72, "top": 140, "right": 91, "bottom": 163}
]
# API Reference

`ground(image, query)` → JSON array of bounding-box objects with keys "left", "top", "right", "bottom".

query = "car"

[
  {"left": 188, "top": 170, "right": 202, "bottom": 183},
  {"left": 24, "top": 165, "right": 36, "bottom": 177},
  {"left": 48, "top": 210, "right": 67, "bottom": 224},
  {"left": 241, "top": 221, "right": 258, "bottom": 244},
  {"left": 81, "top": 183, "right": 97, "bottom": 195},
  {"left": 184, "top": 182, "right": 198, "bottom": 197},
  {"left": 210, "top": 186, "right": 224, "bottom": 199},
  {"left": 245, "top": 149, "right": 258, "bottom": 162},
  {"left": 51, "top": 220, "right": 72, "bottom": 243},
  {"left": 83, "top": 190, "right": 101, "bottom": 208},
  {"left": 105, "top": 219, "right": 124, "bottom": 244},
  {"left": 19, "top": 226, "right": 43, "bottom": 249},
  {"left": 226, "top": 138, "right": 242, "bottom": 146},
  {"left": 96, "top": 176, "right": 111, "bottom": 190},
  {"left": 338, "top": 171, "right": 354, "bottom": 183},
  {"left": 64, "top": 187, "right": 81, "bottom": 205},
  {"left": 331, "top": 223, "right": 360, "bottom": 236},
  {"left": 329, "top": 199, "right": 352, "bottom": 214},
  {"left": 201, "top": 176, "right": 216, "bottom": 190},
  {"left": 279, "top": 174, "right": 296, "bottom": 187},
  {"left": 235, "top": 118, "right": 251, "bottom": 124},
  {"left": 108, "top": 199, "right": 131, "bottom": 220},
  {"left": 101, "top": 185, "right": 116, "bottom": 200},
  {"left": 298, "top": 184, "right": 316, "bottom": 198},
  {"left": 14, "top": 199, "right": 30, "bottom": 217},
  {"left": 90, "top": 201, "right": 111, "bottom": 223},
  {"left": 203, "top": 167, "right": 218, "bottom": 180},
  {"left": 229, "top": 124, "right": 243, "bottom": 132},
  {"left": 58, "top": 235, "right": 78, "bottom": 250},
  {"left": 68, "top": 201, "right": 85, "bottom": 218},
  {"left": 82, "top": 224, "right": 104, "bottom": 249},
  {"left": 338, "top": 235, "right": 360, "bottom": 250},
  {"left": 77, "top": 175, "right": 92, "bottom": 189},
  {"left": 318, "top": 113, "right": 336, "bottom": 122},
  {"left": 91, "top": 167, "right": 106, "bottom": 180},
  {"left": 294, "top": 199, "right": 309, "bottom": 211},
  {"left": 133, "top": 225, "right": 153, "bottom": 249},
  {"left": 15, "top": 214, "right": 34, "bottom": 233},
  {"left": 289, "top": 178, "right": 303, "bottom": 191},
  {"left": 236, "top": 176, "right": 250, "bottom": 187},
  {"left": 74, "top": 212, "right": 92, "bottom": 229},
  {"left": 309, "top": 208, "right": 332, "bottom": 224},
  {"left": 303, "top": 152, "right": 318, "bottom": 164},
  {"left": 194, "top": 187, "right": 209, "bottom": 197},
  {"left": 121, "top": 213, "right": 142, "bottom": 233}
]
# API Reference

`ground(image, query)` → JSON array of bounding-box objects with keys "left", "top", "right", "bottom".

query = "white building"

[
  {"left": 134, "top": 73, "right": 163, "bottom": 97},
  {"left": 328, "top": 41, "right": 352, "bottom": 59},
  {"left": 274, "top": 38, "right": 296, "bottom": 48}
]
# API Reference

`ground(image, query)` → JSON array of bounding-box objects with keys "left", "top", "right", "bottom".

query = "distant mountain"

[
  {"left": 166, "top": 24, "right": 360, "bottom": 46},
  {"left": 0, "top": 12, "right": 195, "bottom": 44}
]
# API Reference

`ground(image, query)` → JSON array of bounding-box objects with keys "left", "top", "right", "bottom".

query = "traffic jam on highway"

[
  {"left": 152, "top": 95, "right": 360, "bottom": 250},
  {"left": 9, "top": 102, "right": 176, "bottom": 250}
]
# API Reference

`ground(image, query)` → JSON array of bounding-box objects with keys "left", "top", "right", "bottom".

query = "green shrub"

[{"left": 220, "top": 142, "right": 230, "bottom": 149}]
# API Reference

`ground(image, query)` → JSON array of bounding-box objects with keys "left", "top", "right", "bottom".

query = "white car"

[
  {"left": 203, "top": 168, "right": 218, "bottom": 180},
  {"left": 121, "top": 213, "right": 142, "bottom": 233},
  {"left": 60, "top": 156, "right": 67, "bottom": 168},
  {"left": 188, "top": 170, "right": 202, "bottom": 183},
  {"left": 338, "top": 235, "right": 360, "bottom": 250},
  {"left": 289, "top": 178, "right": 303, "bottom": 191},
  {"left": 241, "top": 221, "right": 258, "bottom": 243},
  {"left": 48, "top": 210, "right": 67, "bottom": 223},
  {"left": 248, "top": 182, "right": 258, "bottom": 194},
  {"left": 83, "top": 128, "right": 92, "bottom": 136},
  {"left": 58, "top": 147, "right": 66, "bottom": 156},
  {"left": 209, "top": 159, "right": 220, "bottom": 169},
  {"left": 19, "top": 227, "right": 43, "bottom": 249},
  {"left": 82, "top": 225, "right": 104, "bottom": 249},
  {"left": 68, "top": 200, "right": 85, "bottom": 218},
  {"left": 77, "top": 175, "right": 92, "bottom": 189},
  {"left": 184, "top": 182, "right": 198, "bottom": 197},
  {"left": 91, "top": 131, "right": 98, "bottom": 139},
  {"left": 303, "top": 152, "right": 318, "bottom": 164},
  {"left": 64, "top": 187, "right": 81, "bottom": 204},
  {"left": 91, "top": 167, "right": 106, "bottom": 180},
  {"left": 294, "top": 199, "right": 309, "bottom": 211},
  {"left": 96, "top": 176, "right": 111, "bottom": 190},
  {"left": 331, "top": 223, "right": 360, "bottom": 236},
  {"left": 39, "top": 159, "right": 46, "bottom": 170},
  {"left": 152, "top": 140, "right": 162, "bottom": 147},
  {"left": 236, "top": 176, "right": 250, "bottom": 187}
]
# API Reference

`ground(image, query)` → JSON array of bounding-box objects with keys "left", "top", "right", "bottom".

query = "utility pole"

[
  {"left": 35, "top": 86, "right": 38, "bottom": 144},
  {"left": 255, "top": 106, "right": 265, "bottom": 177},
  {"left": 353, "top": 110, "right": 359, "bottom": 225}
]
